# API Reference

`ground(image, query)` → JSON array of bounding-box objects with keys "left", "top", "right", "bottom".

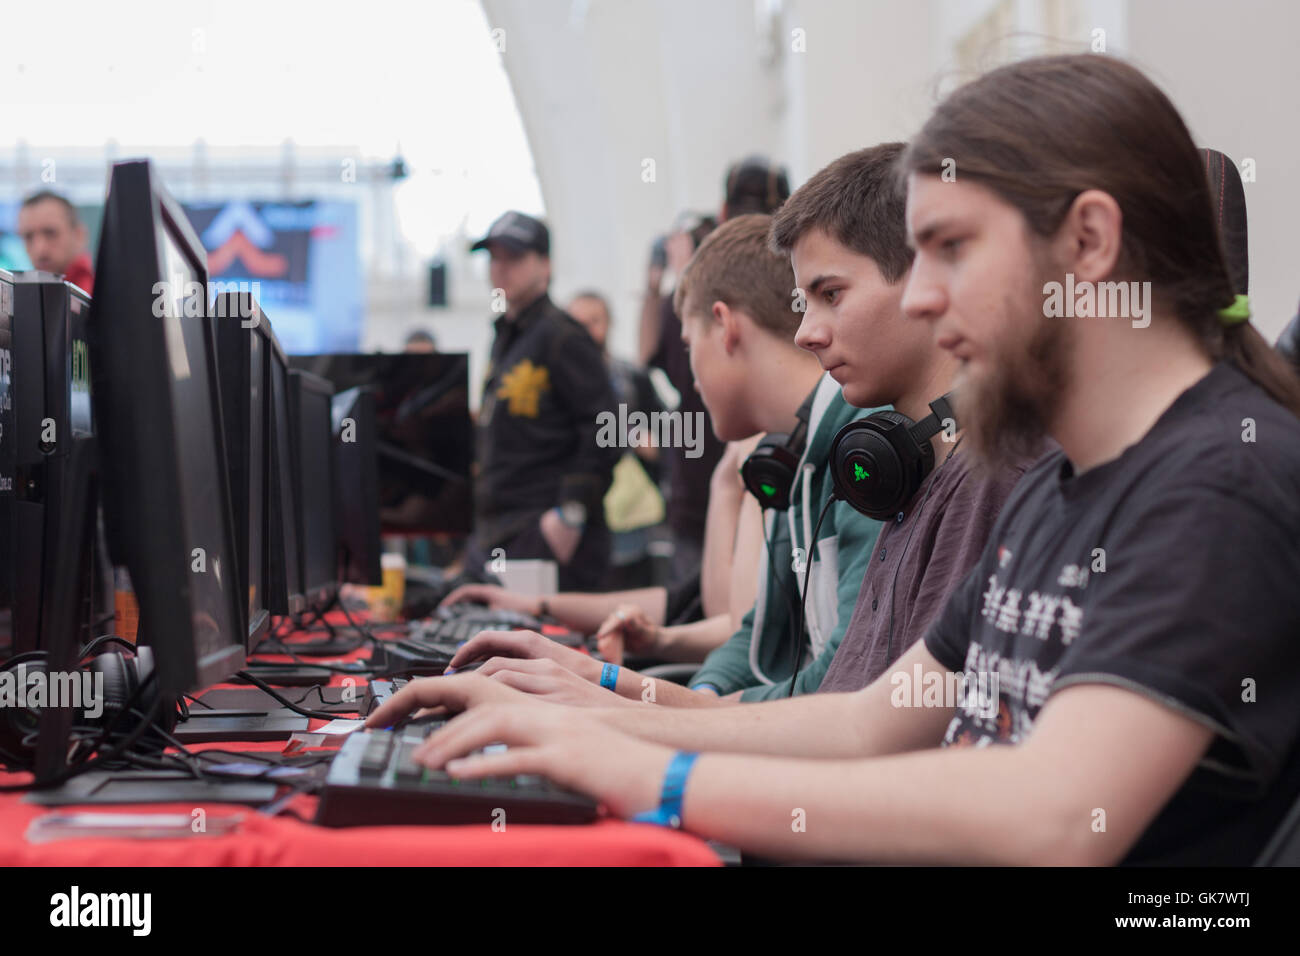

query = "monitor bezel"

[
  {"left": 87, "top": 159, "right": 247, "bottom": 695},
  {"left": 288, "top": 368, "right": 338, "bottom": 613},
  {"left": 212, "top": 291, "right": 274, "bottom": 650}
]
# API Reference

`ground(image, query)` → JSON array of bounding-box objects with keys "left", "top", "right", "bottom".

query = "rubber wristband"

[
  {"left": 630, "top": 751, "right": 699, "bottom": 828},
  {"left": 691, "top": 682, "right": 722, "bottom": 695},
  {"left": 599, "top": 662, "right": 620, "bottom": 691}
]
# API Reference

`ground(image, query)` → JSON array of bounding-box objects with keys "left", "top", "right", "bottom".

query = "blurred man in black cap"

[
  {"left": 465, "top": 211, "right": 620, "bottom": 591},
  {"left": 638, "top": 156, "right": 791, "bottom": 597}
]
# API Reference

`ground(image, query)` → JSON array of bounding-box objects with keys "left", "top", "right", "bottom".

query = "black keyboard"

[
  {"left": 368, "top": 606, "right": 589, "bottom": 681},
  {"left": 410, "top": 604, "right": 587, "bottom": 649},
  {"left": 314, "top": 718, "right": 600, "bottom": 827}
]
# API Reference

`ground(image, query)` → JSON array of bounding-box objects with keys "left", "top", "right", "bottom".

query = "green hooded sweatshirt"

[{"left": 691, "top": 373, "right": 885, "bottom": 699}]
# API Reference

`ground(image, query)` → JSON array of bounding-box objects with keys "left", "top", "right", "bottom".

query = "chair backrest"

[{"left": 1202, "top": 147, "right": 1249, "bottom": 296}]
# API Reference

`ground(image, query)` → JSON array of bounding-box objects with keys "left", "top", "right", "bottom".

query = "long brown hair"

[{"left": 902, "top": 53, "right": 1300, "bottom": 417}]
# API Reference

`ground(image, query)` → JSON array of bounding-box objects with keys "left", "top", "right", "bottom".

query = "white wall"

[
  {"left": 480, "top": 0, "right": 784, "bottom": 362},
  {"left": 460, "top": 0, "right": 1298, "bottom": 364},
  {"left": 1124, "top": 0, "right": 1300, "bottom": 339}
]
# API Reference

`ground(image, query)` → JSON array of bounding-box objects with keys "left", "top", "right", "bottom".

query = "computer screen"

[
  {"left": 248, "top": 328, "right": 267, "bottom": 636},
  {"left": 331, "top": 386, "right": 382, "bottom": 586},
  {"left": 68, "top": 288, "right": 91, "bottom": 438},
  {"left": 88, "top": 159, "right": 246, "bottom": 695},
  {"left": 0, "top": 270, "right": 13, "bottom": 658},
  {"left": 161, "top": 234, "right": 243, "bottom": 677},
  {"left": 268, "top": 337, "right": 304, "bottom": 615},
  {"left": 212, "top": 291, "right": 272, "bottom": 649},
  {"left": 289, "top": 369, "right": 336, "bottom": 610},
  {"left": 7, "top": 277, "right": 108, "bottom": 657},
  {"left": 288, "top": 353, "right": 472, "bottom": 535}
]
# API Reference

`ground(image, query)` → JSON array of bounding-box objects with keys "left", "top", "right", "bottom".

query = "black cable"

[
  {"left": 232, "top": 670, "right": 363, "bottom": 719},
  {"left": 0, "top": 679, "right": 163, "bottom": 792},
  {"left": 337, "top": 593, "right": 382, "bottom": 648},
  {"left": 885, "top": 438, "right": 963, "bottom": 663},
  {"left": 759, "top": 512, "right": 800, "bottom": 675},
  {"left": 0, "top": 647, "right": 48, "bottom": 671},
  {"left": 79, "top": 634, "right": 139, "bottom": 658},
  {"left": 788, "top": 494, "right": 837, "bottom": 698}
]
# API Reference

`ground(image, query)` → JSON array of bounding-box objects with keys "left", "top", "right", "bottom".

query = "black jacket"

[{"left": 475, "top": 292, "right": 620, "bottom": 546}]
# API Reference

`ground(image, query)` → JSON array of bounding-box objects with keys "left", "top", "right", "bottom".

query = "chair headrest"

[{"left": 1202, "top": 148, "right": 1249, "bottom": 296}]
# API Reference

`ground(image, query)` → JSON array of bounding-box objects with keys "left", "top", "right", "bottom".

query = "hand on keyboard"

[
  {"left": 473, "top": 656, "right": 635, "bottom": 708},
  {"left": 445, "top": 629, "right": 601, "bottom": 683},
  {"left": 407, "top": 699, "right": 674, "bottom": 820},
  {"left": 437, "top": 584, "right": 542, "bottom": 618},
  {"left": 365, "top": 671, "right": 527, "bottom": 730}
]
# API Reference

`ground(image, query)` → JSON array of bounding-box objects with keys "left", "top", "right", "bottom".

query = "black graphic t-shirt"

[{"left": 925, "top": 362, "right": 1300, "bottom": 864}]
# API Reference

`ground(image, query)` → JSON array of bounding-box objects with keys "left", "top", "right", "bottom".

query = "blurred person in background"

[
  {"left": 463, "top": 211, "right": 619, "bottom": 591},
  {"left": 639, "top": 156, "right": 791, "bottom": 600},
  {"left": 18, "top": 190, "right": 94, "bottom": 292},
  {"left": 568, "top": 289, "right": 667, "bottom": 589},
  {"left": 404, "top": 328, "right": 438, "bottom": 352}
]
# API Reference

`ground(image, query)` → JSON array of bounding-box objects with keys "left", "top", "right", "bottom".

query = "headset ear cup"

[
  {"left": 831, "top": 411, "right": 936, "bottom": 519},
  {"left": 89, "top": 646, "right": 172, "bottom": 752},
  {"left": 132, "top": 646, "right": 175, "bottom": 734},
  {"left": 741, "top": 436, "right": 801, "bottom": 511}
]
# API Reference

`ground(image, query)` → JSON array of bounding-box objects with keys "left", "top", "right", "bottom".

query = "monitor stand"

[
  {"left": 22, "top": 769, "right": 278, "bottom": 806},
  {"left": 171, "top": 707, "right": 311, "bottom": 743},
  {"left": 234, "top": 663, "right": 344, "bottom": 685},
  {"left": 277, "top": 634, "right": 362, "bottom": 657}
]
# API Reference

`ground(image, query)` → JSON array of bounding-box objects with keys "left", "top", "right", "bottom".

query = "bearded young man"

[{"left": 369, "top": 55, "right": 1300, "bottom": 865}]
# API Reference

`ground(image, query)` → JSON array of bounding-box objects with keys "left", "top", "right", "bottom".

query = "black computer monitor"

[
  {"left": 331, "top": 386, "right": 382, "bottom": 586},
  {"left": 87, "top": 158, "right": 246, "bottom": 696},
  {"left": 288, "top": 369, "right": 337, "bottom": 612},
  {"left": 6, "top": 276, "right": 108, "bottom": 657},
  {"left": 213, "top": 292, "right": 274, "bottom": 651},
  {"left": 0, "top": 269, "right": 14, "bottom": 658},
  {"left": 267, "top": 334, "right": 304, "bottom": 616},
  {"left": 288, "top": 353, "right": 472, "bottom": 535}
]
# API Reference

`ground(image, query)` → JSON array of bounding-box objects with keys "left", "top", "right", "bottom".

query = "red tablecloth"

[{"left": 1, "top": 614, "right": 720, "bottom": 866}]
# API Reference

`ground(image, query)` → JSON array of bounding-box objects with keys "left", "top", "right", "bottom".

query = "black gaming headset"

[
  {"left": 0, "top": 645, "right": 172, "bottom": 772},
  {"left": 829, "top": 394, "right": 958, "bottom": 519},
  {"left": 740, "top": 391, "right": 815, "bottom": 511}
]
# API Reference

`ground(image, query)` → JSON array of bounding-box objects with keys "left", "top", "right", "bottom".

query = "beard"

[{"left": 955, "top": 270, "right": 1072, "bottom": 475}]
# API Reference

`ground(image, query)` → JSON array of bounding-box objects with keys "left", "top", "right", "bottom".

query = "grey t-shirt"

[{"left": 818, "top": 443, "right": 1046, "bottom": 693}]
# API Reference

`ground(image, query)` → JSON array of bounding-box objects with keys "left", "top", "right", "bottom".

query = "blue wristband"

[
  {"left": 691, "top": 682, "right": 722, "bottom": 696},
  {"left": 599, "top": 662, "right": 620, "bottom": 691},
  {"left": 630, "top": 751, "right": 699, "bottom": 828}
]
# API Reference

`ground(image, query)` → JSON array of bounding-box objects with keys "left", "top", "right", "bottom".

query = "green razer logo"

[
  {"left": 760, "top": 483, "right": 776, "bottom": 498},
  {"left": 853, "top": 462, "right": 871, "bottom": 482}
]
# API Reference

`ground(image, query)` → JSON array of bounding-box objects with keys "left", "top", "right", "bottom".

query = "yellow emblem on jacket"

[{"left": 497, "top": 359, "right": 550, "bottom": 418}]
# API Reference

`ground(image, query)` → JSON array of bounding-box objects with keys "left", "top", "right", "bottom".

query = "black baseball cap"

[
  {"left": 470, "top": 210, "right": 550, "bottom": 256},
  {"left": 724, "top": 156, "right": 791, "bottom": 216}
]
